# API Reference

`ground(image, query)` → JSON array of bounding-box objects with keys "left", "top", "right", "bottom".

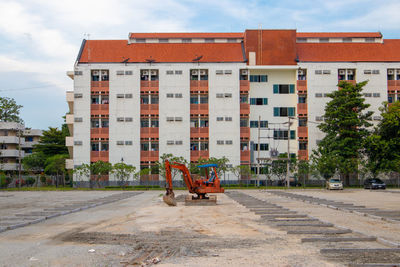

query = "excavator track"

[{"left": 185, "top": 195, "right": 217, "bottom": 206}]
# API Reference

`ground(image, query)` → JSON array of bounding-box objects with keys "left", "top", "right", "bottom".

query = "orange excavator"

[{"left": 163, "top": 160, "right": 225, "bottom": 206}]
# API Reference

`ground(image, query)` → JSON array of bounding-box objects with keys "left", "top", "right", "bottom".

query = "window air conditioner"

[
  {"left": 191, "top": 70, "right": 198, "bottom": 75},
  {"left": 142, "top": 70, "right": 149, "bottom": 75},
  {"left": 93, "top": 70, "right": 99, "bottom": 75},
  {"left": 339, "top": 70, "right": 346, "bottom": 75},
  {"left": 150, "top": 70, "right": 158, "bottom": 76},
  {"left": 241, "top": 69, "right": 248, "bottom": 75},
  {"left": 298, "top": 70, "right": 304, "bottom": 75},
  {"left": 270, "top": 149, "right": 278, "bottom": 157},
  {"left": 347, "top": 70, "right": 354, "bottom": 75},
  {"left": 199, "top": 70, "right": 207, "bottom": 75},
  {"left": 388, "top": 69, "right": 394, "bottom": 75},
  {"left": 101, "top": 71, "right": 108, "bottom": 75}
]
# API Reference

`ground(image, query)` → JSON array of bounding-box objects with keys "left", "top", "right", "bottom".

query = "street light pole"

[
  {"left": 286, "top": 116, "right": 291, "bottom": 189},
  {"left": 18, "top": 127, "right": 22, "bottom": 189}
]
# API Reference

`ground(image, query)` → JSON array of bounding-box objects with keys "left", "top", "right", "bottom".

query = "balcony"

[
  {"left": 190, "top": 80, "right": 208, "bottom": 92},
  {"left": 140, "top": 127, "right": 159, "bottom": 139},
  {"left": 297, "top": 80, "right": 307, "bottom": 92},
  {"left": 297, "top": 126, "right": 308, "bottom": 139},
  {"left": 140, "top": 151, "right": 159, "bottom": 162},
  {"left": 140, "top": 174, "right": 160, "bottom": 181},
  {"left": 190, "top": 127, "right": 209, "bottom": 138},
  {"left": 240, "top": 127, "right": 250, "bottom": 139},
  {"left": 0, "top": 136, "right": 24, "bottom": 144},
  {"left": 240, "top": 150, "right": 250, "bottom": 163},
  {"left": 66, "top": 91, "right": 74, "bottom": 113},
  {"left": 91, "top": 104, "right": 109, "bottom": 115},
  {"left": 0, "top": 163, "right": 19, "bottom": 171},
  {"left": 65, "top": 136, "right": 73, "bottom": 147},
  {"left": 190, "top": 150, "right": 209, "bottom": 161},
  {"left": 91, "top": 128, "right": 109, "bottom": 139},
  {"left": 140, "top": 80, "right": 159, "bottom": 92},
  {"left": 297, "top": 103, "right": 308, "bottom": 116},
  {"left": 91, "top": 151, "right": 109, "bottom": 162},
  {"left": 0, "top": 149, "right": 25, "bottom": 158},
  {"left": 91, "top": 81, "right": 109, "bottom": 92},
  {"left": 388, "top": 80, "right": 400, "bottom": 92},
  {"left": 298, "top": 150, "right": 308, "bottom": 161},
  {"left": 66, "top": 114, "right": 74, "bottom": 124},
  {"left": 140, "top": 104, "right": 159, "bottom": 115},
  {"left": 240, "top": 80, "right": 250, "bottom": 92},
  {"left": 190, "top": 104, "right": 208, "bottom": 115},
  {"left": 240, "top": 103, "right": 250, "bottom": 115}
]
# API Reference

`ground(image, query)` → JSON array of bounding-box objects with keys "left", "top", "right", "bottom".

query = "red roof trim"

[{"left": 296, "top": 32, "right": 382, "bottom": 38}]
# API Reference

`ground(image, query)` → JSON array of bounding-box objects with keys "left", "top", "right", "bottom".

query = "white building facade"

[{"left": 66, "top": 30, "right": 400, "bottom": 184}]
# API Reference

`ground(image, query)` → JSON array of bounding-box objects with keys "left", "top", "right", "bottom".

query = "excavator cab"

[{"left": 163, "top": 160, "right": 224, "bottom": 206}]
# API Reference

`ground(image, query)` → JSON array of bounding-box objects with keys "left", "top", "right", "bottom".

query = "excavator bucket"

[{"left": 163, "top": 191, "right": 177, "bottom": 206}]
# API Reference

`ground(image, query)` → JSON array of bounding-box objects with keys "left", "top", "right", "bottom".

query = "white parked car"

[{"left": 326, "top": 178, "right": 343, "bottom": 190}]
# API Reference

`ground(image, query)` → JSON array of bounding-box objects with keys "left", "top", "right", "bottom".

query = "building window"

[
  {"left": 175, "top": 93, "right": 182, "bottom": 98},
  {"left": 273, "top": 130, "right": 296, "bottom": 140},
  {"left": 250, "top": 98, "right": 268, "bottom": 105},
  {"left": 343, "top": 38, "right": 352, "bottom": 43},
  {"left": 240, "top": 119, "right": 248, "bottom": 127},
  {"left": 216, "top": 117, "right": 224, "bottom": 121},
  {"left": 297, "top": 38, "right": 307, "bottom": 43},
  {"left": 166, "top": 70, "right": 174, "bottom": 75},
  {"left": 273, "top": 84, "right": 295, "bottom": 94},
  {"left": 175, "top": 70, "right": 183, "bottom": 75},
  {"left": 299, "top": 118, "right": 307, "bottom": 127},
  {"left": 273, "top": 107, "right": 295, "bottom": 117},
  {"left": 250, "top": 121, "right": 268, "bottom": 128},
  {"left": 227, "top": 38, "right": 237, "bottom": 43},
  {"left": 225, "top": 117, "right": 232, "bottom": 121},
  {"left": 252, "top": 143, "right": 269, "bottom": 151},
  {"left": 159, "top": 38, "right": 169, "bottom": 43},
  {"left": 299, "top": 142, "right": 308, "bottom": 150},
  {"left": 225, "top": 140, "right": 233, "bottom": 145},
  {"left": 166, "top": 93, "right": 174, "bottom": 98},
  {"left": 205, "top": 38, "right": 215, "bottom": 43},
  {"left": 338, "top": 69, "right": 355, "bottom": 81},
  {"left": 136, "top": 38, "right": 145, "bottom": 43},
  {"left": 298, "top": 96, "right": 307, "bottom": 103},
  {"left": 250, "top": 75, "right": 268, "bottom": 82},
  {"left": 319, "top": 38, "right": 329, "bottom": 43},
  {"left": 182, "top": 38, "right": 192, "bottom": 43},
  {"left": 365, "top": 38, "right": 375, "bottom": 43}
]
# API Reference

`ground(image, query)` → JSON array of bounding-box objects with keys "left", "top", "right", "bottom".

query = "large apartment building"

[
  {"left": 66, "top": 30, "right": 400, "bottom": 183},
  {"left": 0, "top": 122, "right": 42, "bottom": 172}
]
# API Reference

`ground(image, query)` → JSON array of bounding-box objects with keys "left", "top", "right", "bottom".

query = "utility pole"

[
  {"left": 18, "top": 127, "right": 22, "bottom": 189},
  {"left": 286, "top": 116, "right": 291, "bottom": 189},
  {"left": 257, "top": 115, "right": 261, "bottom": 187}
]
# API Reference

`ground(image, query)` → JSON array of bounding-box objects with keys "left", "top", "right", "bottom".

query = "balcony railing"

[
  {"left": 298, "top": 150, "right": 308, "bottom": 161},
  {"left": 91, "top": 128, "right": 109, "bottom": 139},
  {"left": 297, "top": 80, "right": 307, "bottom": 92},
  {"left": 91, "top": 151, "right": 109, "bottom": 162},
  {"left": 190, "top": 104, "right": 208, "bottom": 115},
  {"left": 240, "top": 103, "right": 250, "bottom": 114},
  {"left": 297, "top": 103, "right": 308, "bottom": 116},
  {"left": 140, "top": 127, "right": 159, "bottom": 138},
  {"left": 140, "top": 151, "right": 159, "bottom": 161},
  {"left": 91, "top": 104, "right": 109, "bottom": 115},
  {"left": 91, "top": 81, "right": 109, "bottom": 92},
  {"left": 190, "top": 150, "right": 209, "bottom": 161},
  {"left": 297, "top": 126, "right": 308, "bottom": 139},
  {"left": 140, "top": 104, "right": 159, "bottom": 115},
  {"left": 240, "top": 150, "right": 250, "bottom": 163},
  {"left": 388, "top": 80, "right": 400, "bottom": 91},
  {"left": 190, "top": 80, "right": 209, "bottom": 92},
  {"left": 240, "top": 127, "right": 250, "bottom": 139},
  {"left": 240, "top": 80, "right": 250, "bottom": 92},
  {"left": 140, "top": 80, "right": 159, "bottom": 92},
  {"left": 140, "top": 174, "right": 160, "bottom": 181},
  {"left": 190, "top": 127, "right": 209, "bottom": 138}
]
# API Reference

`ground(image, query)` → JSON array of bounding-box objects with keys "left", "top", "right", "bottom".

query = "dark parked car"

[{"left": 364, "top": 178, "right": 386, "bottom": 189}]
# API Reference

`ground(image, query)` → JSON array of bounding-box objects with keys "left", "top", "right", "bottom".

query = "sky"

[{"left": 1, "top": 0, "right": 400, "bottom": 130}]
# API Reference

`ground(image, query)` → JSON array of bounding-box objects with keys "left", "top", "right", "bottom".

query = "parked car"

[
  {"left": 364, "top": 178, "right": 386, "bottom": 189},
  {"left": 326, "top": 178, "right": 343, "bottom": 190}
]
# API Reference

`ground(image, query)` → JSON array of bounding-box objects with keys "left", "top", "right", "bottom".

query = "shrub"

[
  {"left": 46, "top": 178, "right": 53, "bottom": 186},
  {"left": 0, "top": 175, "right": 11, "bottom": 188},
  {"left": 40, "top": 174, "right": 46, "bottom": 184},
  {"left": 25, "top": 177, "right": 35, "bottom": 187}
]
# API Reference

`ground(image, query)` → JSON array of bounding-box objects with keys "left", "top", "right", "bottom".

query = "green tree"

[
  {"left": 0, "top": 97, "right": 23, "bottom": 123},
  {"left": 157, "top": 153, "right": 187, "bottom": 181},
  {"left": 44, "top": 154, "right": 68, "bottom": 187},
  {"left": 112, "top": 162, "right": 136, "bottom": 187},
  {"left": 230, "top": 165, "right": 255, "bottom": 181},
  {"left": 22, "top": 152, "right": 46, "bottom": 187},
  {"left": 314, "top": 81, "right": 373, "bottom": 185},
  {"left": 90, "top": 161, "right": 112, "bottom": 188},
  {"left": 364, "top": 101, "right": 400, "bottom": 177},
  {"left": 271, "top": 153, "right": 296, "bottom": 185},
  {"left": 33, "top": 127, "right": 69, "bottom": 157}
]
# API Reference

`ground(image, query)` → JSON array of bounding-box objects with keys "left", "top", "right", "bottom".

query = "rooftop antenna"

[
  {"left": 145, "top": 57, "right": 156, "bottom": 66},
  {"left": 84, "top": 33, "right": 91, "bottom": 65},
  {"left": 192, "top": 55, "right": 203, "bottom": 66},
  {"left": 121, "top": 57, "right": 130, "bottom": 64}
]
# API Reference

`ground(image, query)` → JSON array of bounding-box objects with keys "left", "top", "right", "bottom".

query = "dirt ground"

[{"left": 1, "top": 189, "right": 399, "bottom": 266}]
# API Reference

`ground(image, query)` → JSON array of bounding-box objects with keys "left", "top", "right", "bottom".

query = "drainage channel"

[
  {"left": 267, "top": 190, "right": 400, "bottom": 223},
  {"left": 226, "top": 191, "right": 400, "bottom": 267},
  {"left": 0, "top": 192, "right": 142, "bottom": 233}
]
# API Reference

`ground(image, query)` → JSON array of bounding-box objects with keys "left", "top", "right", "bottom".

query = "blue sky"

[{"left": 1, "top": 0, "right": 400, "bottom": 130}]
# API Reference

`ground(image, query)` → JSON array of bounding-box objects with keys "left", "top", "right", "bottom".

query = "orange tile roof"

[
  {"left": 245, "top": 30, "right": 297, "bottom": 65},
  {"left": 78, "top": 40, "right": 245, "bottom": 63},
  {"left": 129, "top": 32, "right": 244, "bottom": 39},
  {"left": 296, "top": 32, "right": 382, "bottom": 38},
  {"left": 297, "top": 40, "right": 400, "bottom": 62}
]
